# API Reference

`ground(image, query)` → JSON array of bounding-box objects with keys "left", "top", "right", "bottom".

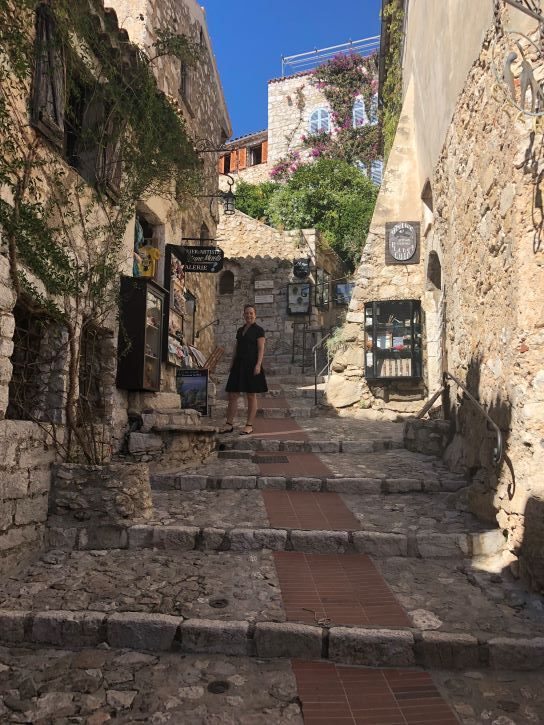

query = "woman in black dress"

[{"left": 222, "top": 304, "right": 268, "bottom": 435}]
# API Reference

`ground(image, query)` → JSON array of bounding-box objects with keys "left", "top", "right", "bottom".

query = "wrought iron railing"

[
  {"left": 417, "top": 371, "right": 504, "bottom": 465},
  {"left": 311, "top": 330, "right": 334, "bottom": 406}
]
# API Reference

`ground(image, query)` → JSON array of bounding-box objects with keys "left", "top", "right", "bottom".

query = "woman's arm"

[{"left": 254, "top": 336, "right": 265, "bottom": 375}]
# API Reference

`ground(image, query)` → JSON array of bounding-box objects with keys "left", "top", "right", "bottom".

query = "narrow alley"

[{"left": 1, "top": 354, "right": 544, "bottom": 723}]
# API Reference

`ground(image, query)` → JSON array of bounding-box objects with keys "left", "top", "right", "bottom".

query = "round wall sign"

[{"left": 388, "top": 222, "right": 417, "bottom": 261}]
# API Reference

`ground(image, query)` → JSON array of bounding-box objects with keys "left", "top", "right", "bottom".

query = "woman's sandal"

[
  {"left": 239, "top": 425, "right": 253, "bottom": 436},
  {"left": 219, "top": 422, "right": 234, "bottom": 434}
]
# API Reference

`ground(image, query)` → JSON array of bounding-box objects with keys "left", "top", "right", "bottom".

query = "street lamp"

[{"left": 199, "top": 173, "right": 236, "bottom": 216}]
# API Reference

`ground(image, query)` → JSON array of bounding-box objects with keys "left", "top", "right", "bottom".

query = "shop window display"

[{"left": 364, "top": 300, "right": 422, "bottom": 380}]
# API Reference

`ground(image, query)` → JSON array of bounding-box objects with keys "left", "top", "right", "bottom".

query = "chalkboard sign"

[{"left": 176, "top": 368, "right": 209, "bottom": 416}]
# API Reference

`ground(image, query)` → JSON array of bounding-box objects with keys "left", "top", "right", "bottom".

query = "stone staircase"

[{"left": 2, "top": 358, "right": 544, "bottom": 685}]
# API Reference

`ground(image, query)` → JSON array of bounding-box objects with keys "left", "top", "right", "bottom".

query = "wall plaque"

[
  {"left": 254, "top": 280, "right": 274, "bottom": 289},
  {"left": 255, "top": 294, "right": 274, "bottom": 304},
  {"left": 385, "top": 222, "right": 420, "bottom": 265}
]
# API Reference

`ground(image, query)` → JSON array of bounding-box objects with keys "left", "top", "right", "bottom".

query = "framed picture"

[
  {"left": 287, "top": 282, "right": 311, "bottom": 315},
  {"left": 176, "top": 368, "right": 208, "bottom": 416},
  {"left": 334, "top": 282, "right": 355, "bottom": 306}
]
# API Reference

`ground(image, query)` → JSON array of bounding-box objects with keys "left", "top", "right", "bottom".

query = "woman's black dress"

[{"left": 225, "top": 323, "right": 268, "bottom": 393}]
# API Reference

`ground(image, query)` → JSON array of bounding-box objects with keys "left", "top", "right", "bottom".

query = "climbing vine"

[
  {"left": 381, "top": 0, "right": 405, "bottom": 162},
  {"left": 0, "top": 0, "right": 203, "bottom": 462}
]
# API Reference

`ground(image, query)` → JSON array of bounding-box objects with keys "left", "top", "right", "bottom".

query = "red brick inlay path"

[
  {"left": 263, "top": 491, "right": 360, "bottom": 531},
  {"left": 257, "top": 452, "right": 332, "bottom": 477},
  {"left": 274, "top": 553, "right": 410, "bottom": 627},
  {"left": 292, "top": 661, "right": 460, "bottom": 724},
  {"left": 250, "top": 417, "right": 308, "bottom": 441}
]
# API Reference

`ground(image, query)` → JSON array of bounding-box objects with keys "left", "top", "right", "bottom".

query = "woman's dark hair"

[{"left": 243, "top": 304, "right": 257, "bottom": 313}]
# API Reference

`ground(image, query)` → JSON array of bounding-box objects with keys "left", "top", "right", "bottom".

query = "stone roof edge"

[{"left": 268, "top": 70, "right": 314, "bottom": 84}]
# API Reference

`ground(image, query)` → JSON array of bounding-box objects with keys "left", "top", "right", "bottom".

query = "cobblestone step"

[
  {"left": 151, "top": 472, "right": 466, "bottom": 494},
  {"left": 46, "top": 522, "right": 504, "bottom": 561},
  {"left": 219, "top": 437, "right": 404, "bottom": 453},
  {"left": 1, "top": 647, "right": 543, "bottom": 725},
  {"left": 1, "top": 550, "right": 543, "bottom": 670}
]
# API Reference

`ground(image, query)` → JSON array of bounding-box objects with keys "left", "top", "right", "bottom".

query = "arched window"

[
  {"left": 427, "top": 251, "right": 442, "bottom": 291},
  {"left": 308, "top": 108, "right": 330, "bottom": 133},
  {"left": 219, "top": 270, "right": 234, "bottom": 295},
  {"left": 369, "top": 93, "right": 379, "bottom": 125},
  {"left": 352, "top": 98, "right": 367, "bottom": 128},
  {"left": 200, "top": 223, "right": 210, "bottom": 247}
]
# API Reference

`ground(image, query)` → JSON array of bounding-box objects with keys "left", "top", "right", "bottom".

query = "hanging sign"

[{"left": 181, "top": 246, "right": 224, "bottom": 273}]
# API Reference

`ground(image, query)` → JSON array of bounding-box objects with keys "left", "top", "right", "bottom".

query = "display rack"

[
  {"left": 116, "top": 277, "right": 166, "bottom": 391},
  {"left": 364, "top": 299, "right": 422, "bottom": 380}
]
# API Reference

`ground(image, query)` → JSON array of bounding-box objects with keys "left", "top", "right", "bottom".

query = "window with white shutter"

[{"left": 352, "top": 98, "right": 367, "bottom": 128}]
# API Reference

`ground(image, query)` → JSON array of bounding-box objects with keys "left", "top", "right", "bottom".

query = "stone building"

[
  {"left": 330, "top": 0, "right": 544, "bottom": 590},
  {"left": 0, "top": 0, "right": 229, "bottom": 574}
]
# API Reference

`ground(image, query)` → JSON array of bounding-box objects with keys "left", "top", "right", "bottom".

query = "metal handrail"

[
  {"left": 443, "top": 371, "right": 504, "bottom": 465},
  {"left": 312, "top": 330, "right": 334, "bottom": 405}
]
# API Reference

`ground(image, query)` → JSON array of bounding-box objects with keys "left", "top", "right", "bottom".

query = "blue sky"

[{"left": 202, "top": 0, "right": 383, "bottom": 139}]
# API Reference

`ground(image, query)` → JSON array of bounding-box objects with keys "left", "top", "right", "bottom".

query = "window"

[
  {"left": 223, "top": 153, "right": 231, "bottom": 174},
  {"left": 352, "top": 98, "right": 367, "bottom": 128},
  {"left": 308, "top": 108, "right": 330, "bottom": 133},
  {"left": 370, "top": 160, "right": 383, "bottom": 186},
  {"left": 78, "top": 323, "right": 109, "bottom": 423},
  {"left": 248, "top": 144, "right": 263, "bottom": 166},
  {"left": 6, "top": 301, "right": 63, "bottom": 422},
  {"left": 200, "top": 223, "right": 211, "bottom": 247},
  {"left": 31, "top": 4, "right": 65, "bottom": 150},
  {"left": 355, "top": 160, "right": 368, "bottom": 176},
  {"left": 219, "top": 270, "right": 234, "bottom": 295},
  {"left": 427, "top": 251, "right": 442, "bottom": 291},
  {"left": 369, "top": 93, "right": 379, "bottom": 125},
  {"left": 180, "top": 63, "right": 191, "bottom": 104}
]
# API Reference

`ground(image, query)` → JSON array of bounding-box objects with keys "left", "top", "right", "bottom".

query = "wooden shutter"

[
  {"left": 238, "top": 147, "right": 247, "bottom": 170},
  {"left": 103, "top": 115, "right": 124, "bottom": 199},
  {"left": 218, "top": 155, "right": 225, "bottom": 174},
  {"left": 261, "top": 140, "right": 268, "bottom": 163},
  {"left": 230, "top": 150, "right": 238, "bottom": 173},
  {"left": 31, "top": 4, "right": 65, "bottom": 149},
  {"left": 75, "top": 92, "right": 103, "bottom": 186}
]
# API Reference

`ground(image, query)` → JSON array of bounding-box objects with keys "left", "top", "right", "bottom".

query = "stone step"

[
  {"left": 47, "top": 489, "right": 505, "bottom": 560},
  {"left": 150, "top": 471, "right": 466, "bottom": 494},
  {"left": 2, "top": 549, "right": 543, "bottom": 669},
  {"left": 219, "top": 438, "right": 403, "bottom": 453},
  {"left": 211, "top": 403, "right": 318, "bottom": 419}
]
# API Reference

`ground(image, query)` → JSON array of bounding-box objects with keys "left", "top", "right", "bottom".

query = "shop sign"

[{"left": 181, "top": 246, "right": 224, "bottom": 273}]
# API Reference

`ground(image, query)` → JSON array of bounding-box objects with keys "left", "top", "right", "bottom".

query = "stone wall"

[
  {"left": 330, "top": 9, "right": 544, "bottom": 589},
  {"left": 215, "top": 210, "right": 346, "bottom": 360},
  {"left": 0, "top": 421, "right": 56, "bottom": 575},
  {"left": 431, "top": 29, "right": 544, "bottom": 589}
]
